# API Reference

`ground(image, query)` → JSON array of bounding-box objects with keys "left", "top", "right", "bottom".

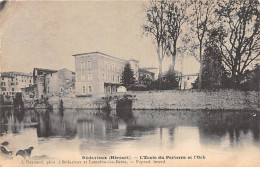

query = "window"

[
  {"left": 47, "top": 78, "right": 49, "bottom": 83},
  {"left": 1, "top": 82, "right": 5, "bottom": 86},
  {"left": 112, "top": 75, "right": 115, "bottom": 82},
  {"left": 12, "top": 88, "right": 14, "bottom": 91},
  {"left": 81, "top": 61, "right": 85, "bottom": 70},
  {"left": 82, "top": 86, "right": 86, "bottom": 94},
  {"left": 1, "top": 87, "right": 6, "bottom": 91},
  {"left": 87, "top": 61, "right": 91, "bottom": 69},
  {"left": 117, "top": 76, "right": 120, "bottom": 82},
  {"left": 81, "top": 73, "right": 85, "bottom": 81},
  {"left": 30, "top": 80, "right": 31, "bottom": 83},
  {"left": 1, "top": 77, "right": 4, "bottom": 80},
  {"left": 88, "top": 86, "right": 92, "bottom": 93},
  {"left": 88, "top": 73, "right": 92, "bottom": 80},
  {"left": 22, "top": 79, "right": 23, "bottom": 82},
  {"left": 47, "top": 87, "right": 49, "bottom": 93},
  {"left": 60, "top": 88, "right": 63, "bottom": 92},
  {"left": 108, "top": 63, "right": 110, "bottom": 70},
  {"left": 16, "top": 82, "right": 18, "bottom": 85}
]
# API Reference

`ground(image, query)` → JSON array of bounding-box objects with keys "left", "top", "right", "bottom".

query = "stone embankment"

[{"left": 44, "top": 89, "right": 259, "bottom": 111}]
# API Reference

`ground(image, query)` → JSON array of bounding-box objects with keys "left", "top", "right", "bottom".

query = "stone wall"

[
  {"left": 126, "top": 90, "right": 259, "bottom": 110},
  {"left": 42, "top": 90, "right": 260, "bottom": 110}
]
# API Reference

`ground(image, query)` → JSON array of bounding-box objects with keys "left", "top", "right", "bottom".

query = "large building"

[
  {"left": 0, "top": 72, "right": 33, "bottom": 97},
  {"left": 73, "top": 52, "right": 139, "bottom": 96}
]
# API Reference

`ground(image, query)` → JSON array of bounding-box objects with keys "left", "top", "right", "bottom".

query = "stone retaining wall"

[
  {"left": 42, "top": 90, "right": 260, "bottom": 110},
  {"left": 126, "top": 90, "right": 259, "bottom": 110}
]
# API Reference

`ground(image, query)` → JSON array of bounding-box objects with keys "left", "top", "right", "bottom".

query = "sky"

[{"left": 0, "top": 0, "right": 199, "bottom": 74}]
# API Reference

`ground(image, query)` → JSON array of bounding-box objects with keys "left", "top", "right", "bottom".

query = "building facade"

[
  {"left": 139, "top": 68, "right": 156, "bottom": 85},
  {"left": 73, "top": 52, "right": 139, "bottom": 96},
  {"left": 45, "top": 68, "right": 75, "bottom": 97},
  {"left": 33, "top": 68, "right": 75, "bottom": 99},
  {"left": 0, "top": 72, "right": 33, "bottom": 97}
]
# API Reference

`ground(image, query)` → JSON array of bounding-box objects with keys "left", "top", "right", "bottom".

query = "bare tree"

[
  {"left": 215, "top": 0, "right": 260, "bottom": 88},
  {"left": 143, "top": 0, "right": 168, "bottom": 88},
  {"left": 165, "top": 0, "right": 189, "bottom": 71},
  {"left": 189, "top": 0, "right": 216, "bottom": 89}
]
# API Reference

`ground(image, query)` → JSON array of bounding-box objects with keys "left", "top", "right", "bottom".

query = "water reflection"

[{"left": 0, "top": 107, "right": 259, "bottom": 159}]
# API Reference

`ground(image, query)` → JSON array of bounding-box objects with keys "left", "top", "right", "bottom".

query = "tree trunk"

[
  {"left": 198, "top": 59, "right": 203, "bottom": 90},
  {"left": 171, "top": 43, "right": 177, "bottom": 71},
  {"left": 157, "top": 45, "right": 162, "bottom": 90},
  {"left": 198, "top": 43, "right": 203, "bottom": 90}
]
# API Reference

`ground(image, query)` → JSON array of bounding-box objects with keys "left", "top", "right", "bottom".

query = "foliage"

[
  {"left": 128, "top": 84, "right": 147, "bottom": 91},
  {"left": 240, "top": 64, "right": 260, "bottom": 91},
  {"left": 189, "top": 0, "right": 217, "bottom": 89},
  {"left": 201, "top": 29, "right": 227, "bottom": 89},
  {"left": 160, "top": 69, "right": 179, "bottom": 90},
  {"left": 121, "top": 63, "right": 135, "bottom": 88},
  {"left": 215, "top": 0, "right": 260, "bottom": 88}
]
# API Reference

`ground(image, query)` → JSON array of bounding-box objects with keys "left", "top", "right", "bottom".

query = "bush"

[{"left": 128, "top": 84, "right": 148, "bottom": 91}]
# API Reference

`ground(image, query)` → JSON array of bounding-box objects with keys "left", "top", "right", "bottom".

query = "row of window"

[
  {"left": 104, "top": 86, "right": 117, "bottom": 93},
  {"left": 1, "top": 87, "right": 14, "bottom": 91},
  {"left": 1, "top": 77, "right": 32, "bottom": 83},
  {"left": 2, "top": 92, "right": 15, "bottom": 95},
  {"left": 81, "top": 61, "right": 92, "bottom": 70},
  {"left": 1, "top": 82, "right": 32, "bottom": 86},
  {"left": 102, "top": 61, "right": 123, "bottom": 72},
  {"left": 102, "top": 74, "right": 121, "bottom": 83},
  {"left": 80, "top": 73, "right": 92, "bottom": 81},
  {"left": 82, "top": 85, "right": 92, "bottom": 94}
]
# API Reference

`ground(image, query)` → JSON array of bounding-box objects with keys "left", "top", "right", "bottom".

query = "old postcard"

[{"left": 0, "top": 0, "right": 259, "bottom": 167}]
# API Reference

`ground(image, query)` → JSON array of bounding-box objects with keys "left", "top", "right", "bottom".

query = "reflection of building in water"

[{"left": 0, "top": 108, "right": 38, "bottom": 135}]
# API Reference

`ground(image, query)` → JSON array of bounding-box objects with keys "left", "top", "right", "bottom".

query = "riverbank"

[{"left": 42, "top": 89, "right": 260, "bottom": 111}]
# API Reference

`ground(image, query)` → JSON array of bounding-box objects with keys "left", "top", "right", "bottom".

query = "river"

[{"left": 0, "top": 108, "right": 259, "bottom": 166}]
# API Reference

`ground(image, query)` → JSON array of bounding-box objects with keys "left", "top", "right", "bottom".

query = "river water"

[{"left": 0, "top": 108, "right": 259, "bottom": 166}]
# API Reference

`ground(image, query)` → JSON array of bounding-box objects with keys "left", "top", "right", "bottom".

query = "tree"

[
  {"left": 189, "top": 0, "right": 216, "bottom": 89},
  {"left": 165, "top": 0, "right": 189, "bottom": 71},
  {"left": 161, "top": 68, "right": 179, "bottom": 90},
  {"left": 202, "top": 47, "right": 224, "bottom": 89},
  {"left": 121, "top": 63, "right": 135, "bottom": 88},
  {"left": 240, "top": 64, "right": 260, "bottom": 91},
  {"left": 215, "top": 0, "right": 260, "bottom": 88},
  {"left": 143, "top": 0, "right": 168, "bottom": 89}
]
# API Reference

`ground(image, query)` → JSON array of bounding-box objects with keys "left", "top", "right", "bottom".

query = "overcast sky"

[{"left": 0, "top": 1, "right": 199, "bottom": 74}]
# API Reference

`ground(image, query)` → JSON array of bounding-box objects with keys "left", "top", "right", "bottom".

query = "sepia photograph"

[{"left": 0, "top": 0, "right": 259, "bottom": 167}]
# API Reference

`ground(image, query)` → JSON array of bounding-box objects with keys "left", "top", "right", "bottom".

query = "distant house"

[
  {"left": 33, "top": 68, "right": 57, "bottom": 99},
  {"left": 139, "top": 67, "right": 158, "bottom": 80},
  {"left": 73, "top": 52, "right": 139, "bottom": 96},
  {"left": 139, "top": 68, "right": 156, "bottom": 85},
  {"left": 0, "top": 72, "right": 33, "bottom": 97},
  {"left": 45, "top": 68, "right": 75, "bottom": 97},
  {"left": 32, "top": 68, "right": 75, "bottom": 99},
  {"left": 178, "top": 73, "right": 199, "bottom": 90}
]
